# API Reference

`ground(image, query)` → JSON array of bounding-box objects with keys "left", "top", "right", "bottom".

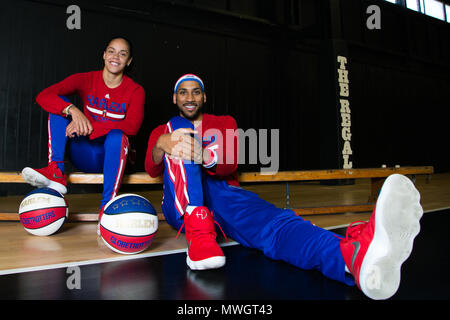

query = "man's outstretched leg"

[
  {"left": 340, "top": 174, "right": 423, "bottom": 299},
  {"left": 203, "top": 176, "right": 354, "bottom": 285},
  {"left": 204, "top": 173, "right": 422, "bottom": 299}
]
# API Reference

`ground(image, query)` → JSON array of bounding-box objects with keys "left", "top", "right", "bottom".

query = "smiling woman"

[
  {"left": 20, "top": 36, "right": 146, "bottom": 225},
  {"left": 103, "top": 37, "right": 134, "bottom": 83}
]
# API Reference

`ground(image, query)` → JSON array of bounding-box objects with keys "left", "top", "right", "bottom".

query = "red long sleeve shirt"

[
  {"left": 145, "top": 114, "right": 240, "bottom": 186},
  {"left": 36, "top": 70, "right": 145, "bottom": 140}
]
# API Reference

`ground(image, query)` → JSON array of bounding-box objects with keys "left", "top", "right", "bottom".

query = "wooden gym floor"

[{"left": 0, "top": 173, "right": 449, "bottom": 301}]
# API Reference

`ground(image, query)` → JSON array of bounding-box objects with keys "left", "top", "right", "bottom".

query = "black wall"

[
  {"left": 0, "top": 0, "right": 449, "bottom": 195},
  {"left": 341, "top": 0, "right": 450, "bottom": 172}
]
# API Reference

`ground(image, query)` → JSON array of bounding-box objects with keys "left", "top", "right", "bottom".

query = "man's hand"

[
  {"left": 153, "top": 128, "right": 203, "bottom": 164},
  {"left": 65, "top": 106, "right": 93, "bottom": 137}
]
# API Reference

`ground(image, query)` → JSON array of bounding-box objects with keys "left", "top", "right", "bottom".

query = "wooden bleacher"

[{"left": 0, "top": 166, "right": 433, "bottom": 221}]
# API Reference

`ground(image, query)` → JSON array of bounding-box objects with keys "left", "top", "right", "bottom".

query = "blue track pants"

[{"left": 161, "top": 116, "right": 355, "bottom": 286}]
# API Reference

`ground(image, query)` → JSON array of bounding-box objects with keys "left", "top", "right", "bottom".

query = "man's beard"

[{"left": 179, "top": 104, "right": 202, "bottom": 120}]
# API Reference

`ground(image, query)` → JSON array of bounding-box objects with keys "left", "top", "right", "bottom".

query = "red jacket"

[
  {"left": 36, "top": 70, "right": 145, "bottom": 140},
  {"left": 145, "top": 114, "right": 240, "bottom": 186}
]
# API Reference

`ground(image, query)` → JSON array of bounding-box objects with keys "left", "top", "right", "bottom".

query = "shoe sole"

[
  {"left": 187, "top": 255, "right": 226, "bottom": 270},
  {"left": 359, "top": 174, "right": 423, "bottom": 300},
  {"left": 21, "top": 167, "right": 67, "bottom": 194}
]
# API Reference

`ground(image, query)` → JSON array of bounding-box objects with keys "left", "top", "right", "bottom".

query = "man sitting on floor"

[{"left": 144, "top": 73, "right": 423, "bottom": 300}]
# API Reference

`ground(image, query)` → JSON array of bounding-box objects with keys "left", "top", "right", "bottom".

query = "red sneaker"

[
  {"left": 21, "top": 161, "right": 67, "bottom": 194},
  {"left": 181, "top": 206, "right": 226, "bottom": 270},
  {"left": 340, "top": 174, "right": 423, "bottom": 300}
]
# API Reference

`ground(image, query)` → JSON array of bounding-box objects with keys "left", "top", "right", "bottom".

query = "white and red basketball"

[
  {"left": 18, "top": 187, "right": 68, "bottom": 236},
  {"left": 100, "top": 194, "right": 158, "bottom": 255}
]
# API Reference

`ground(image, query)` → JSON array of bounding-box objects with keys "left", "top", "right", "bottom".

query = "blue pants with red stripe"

[
  {"left": 161, "top": 116, "right": 355, "bottom": 286},
  {"left": 48, "top": 98, "right": 129, "bottom": 208}
]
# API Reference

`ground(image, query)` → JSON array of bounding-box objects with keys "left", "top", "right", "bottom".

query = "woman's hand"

[{"left": 65, "top": 106, "right": 93, "bottom": 137}]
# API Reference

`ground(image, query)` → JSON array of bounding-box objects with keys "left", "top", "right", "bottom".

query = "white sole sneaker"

[
  {"left": 187, "top": 255, "right": 226, "bottom": 270},
  {"left": 359, "top": 174, "right": 423, "bottom": 300},
  {"left": 21, "top": 167, "right": 67, "bottom": 194}
]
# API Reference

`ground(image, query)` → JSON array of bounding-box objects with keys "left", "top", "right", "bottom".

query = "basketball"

[
  {"left": 100, "top": 193, "right": 158, "bottom": 255},
  {"left": 18, "top": 187, "right": 69, "bottom": 236}
]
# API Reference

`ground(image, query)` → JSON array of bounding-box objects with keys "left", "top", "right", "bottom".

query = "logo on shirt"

[
  {"left": 86, "top": 94, "right": 127, "bottom": 122},
  {"left": 202, "top": 134, "right": 218, "bottom": 147}
]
